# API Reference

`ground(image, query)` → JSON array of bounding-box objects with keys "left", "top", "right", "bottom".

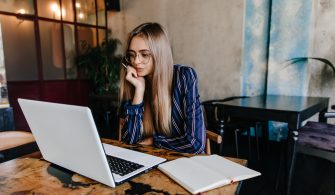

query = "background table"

[
  {"left": 219, "top": 95, "right": 329, "bottom": 133},
  {"left": 0, "top": 139, "right": 247, "bottom": 194}
]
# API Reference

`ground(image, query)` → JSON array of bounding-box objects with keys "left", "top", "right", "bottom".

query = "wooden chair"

[
  {"left": 205, "top": 129, "right": 222, "bottom": 154},
  {"left": 287, "top": 106, "right": 335, "bottom": 195},
  {"left": 0, "top": 107, "right": 37, "bottom": 163},
  {"left": 118, "top": 118, "right": 222, "bottom": 155}
]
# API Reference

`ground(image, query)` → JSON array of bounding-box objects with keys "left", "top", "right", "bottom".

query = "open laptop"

[{"left": 18, "top": 98, "right": 166, "bottom": 187}]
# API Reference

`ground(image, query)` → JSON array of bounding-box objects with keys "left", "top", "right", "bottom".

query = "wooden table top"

[
  {"left": 0, "top": 139, "right": 247, "bottom": 194},
  {"left": 0, "top": 98, "right": 9, "bottom": 108},
  {"left": 0, "top": 131, "right": 35, "bottom": 151}
]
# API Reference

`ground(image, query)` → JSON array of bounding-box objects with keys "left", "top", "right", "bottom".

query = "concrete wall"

[
  {"left": 108, "top": 0, "right": 245, "bottom": 101},
  {"left": 241, "top": 0, "right": 271, "bottom": 96},
  {"left": 266, "top": 0, "right": 335, "bottom": 119},
  {"left": 310, "top": 0, "right": 335, "bottom": 107},
  {"left": 267, "top": 0, "right": 313, "bottom": 96}
]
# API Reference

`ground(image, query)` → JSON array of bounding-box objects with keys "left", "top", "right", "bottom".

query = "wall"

[
  {"left": 108, "top": 0, "right": 245, "bottom": 101},
  {"left": 310, "top": 0, "right": 335, "bottom": 107},
  {"left": 266, "top": 0, "right": 335, "bottom": 122},
  {"left": 267, "top": 0, "right": 313, "bottom": 96},
  {"left": 241, "top": 0, "right": 271, "bottom": 96}
]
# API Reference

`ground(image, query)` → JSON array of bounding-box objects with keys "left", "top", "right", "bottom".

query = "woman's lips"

[{"left": 136, "top": 68, "right": 144, "bottom": 72}]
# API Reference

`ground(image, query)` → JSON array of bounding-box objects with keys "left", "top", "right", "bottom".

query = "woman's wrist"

[{"left": 132, "top": 87, "right": 145, "bottom": 105}]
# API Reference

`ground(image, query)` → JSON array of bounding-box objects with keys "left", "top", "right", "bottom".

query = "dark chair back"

[
  {"left": 202, "top": 100, "right": 220, "bottom": 131},
  {"left": 0, "top": 107, "right": 15, "bottom": 131},
  {"left": 202, "top": 96, "right": 249, "bottom": 128}
]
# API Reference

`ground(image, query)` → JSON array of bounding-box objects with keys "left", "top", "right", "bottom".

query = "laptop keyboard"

[{"left": 106, "top": 155, "right": 144, "bottom": 176}]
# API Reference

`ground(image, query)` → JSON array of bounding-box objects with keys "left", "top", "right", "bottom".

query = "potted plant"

[
  {"left": 76, "top": 38, "right": 122, "bottom": 138},
  {"left": 76, "top": 38, "right": 122, "bottom": 95}
]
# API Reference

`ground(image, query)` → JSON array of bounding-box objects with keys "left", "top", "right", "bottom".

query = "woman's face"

[{"left": 128, "top": 36, "right": 154, "bottom": 77}]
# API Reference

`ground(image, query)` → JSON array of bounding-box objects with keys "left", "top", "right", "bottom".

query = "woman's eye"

[
  {"left": 141, "top": 53, "right": 150, "bottom": 58},
  {"left": 128, "top": 53, "right": 136, "bottom": 58}
]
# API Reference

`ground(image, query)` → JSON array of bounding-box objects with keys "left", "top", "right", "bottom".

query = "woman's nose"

[{"left": 134, "top": 53, "right": 141, "bottom": 64}]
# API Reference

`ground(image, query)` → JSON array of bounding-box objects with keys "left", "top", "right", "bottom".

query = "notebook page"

[
  {"left": 158, "top": 157, "right": 230, "bottom": 194},
  {"left": 192, "top": 155, "right": 261, "bottom": 182}
]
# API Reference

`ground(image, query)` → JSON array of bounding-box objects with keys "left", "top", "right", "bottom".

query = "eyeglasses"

[{"left": 121, "top": 50, "right": 152, "bottom": 69}]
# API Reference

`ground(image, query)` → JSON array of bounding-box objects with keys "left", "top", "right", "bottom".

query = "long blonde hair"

[{"left": 119, "top": 23, "right": 174, "bottom": 138}]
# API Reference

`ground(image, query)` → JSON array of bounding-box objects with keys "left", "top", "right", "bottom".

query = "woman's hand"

[
  {"left": 125, "top": 66, "right": 145, "bottom": 90},
  {"left": 139, "top": 137, "right": 153, "bottom": 146},
  {"left": 125, "top": 66, "right": 145, "bottom": 104}
]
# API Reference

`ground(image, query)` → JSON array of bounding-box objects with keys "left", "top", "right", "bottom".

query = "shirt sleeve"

[
  {"left": 154, "top": 67, "right": 206, "bottom": 154},
  {"left": 119, "top": 100, "right": 144, "bottom": 144}
]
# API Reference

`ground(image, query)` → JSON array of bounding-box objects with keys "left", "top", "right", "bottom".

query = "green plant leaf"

[
  {"left": 76, "top": 38, "right": 122, "bottom": 95},
  {"left": 287, "top": 57, "right": 335, "bottom": 75}
]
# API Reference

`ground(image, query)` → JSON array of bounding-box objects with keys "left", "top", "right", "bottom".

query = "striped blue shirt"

[{"left": 120, "top": 64, "right": 206, "bottom": 154}]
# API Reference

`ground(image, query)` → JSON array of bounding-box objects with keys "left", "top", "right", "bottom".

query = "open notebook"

[{"left": 158, "top": 154, "right": 261, "bottom": 194}]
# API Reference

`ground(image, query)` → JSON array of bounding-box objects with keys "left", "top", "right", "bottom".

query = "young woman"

[{"left": 119, "top": 22, "right": 205, "bottom": 154}]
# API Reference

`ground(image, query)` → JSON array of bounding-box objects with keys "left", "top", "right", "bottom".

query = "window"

[
  {"left": 75, "top": 0, "right": 96, "bottom": 25},
  {"left": 0, "top": 15, "right": 38, "bottom": 81},
  {"left": 0, "top": 0, "right": 107, "bottom": 81},
  {"left": 0, "top": 0, "right": 35, "bottom": 15}
]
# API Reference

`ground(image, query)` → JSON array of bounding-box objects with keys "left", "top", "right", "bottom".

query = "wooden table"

[{"left": 0, "top": 139, "right": 247, "bottom": 194}]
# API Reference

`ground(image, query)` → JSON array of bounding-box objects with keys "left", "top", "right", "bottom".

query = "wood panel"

[
  {"left": 7, "top": 80, "right": 90, "bottom": 131},
  {"left": 66, "top": 80, "right": 91, "bottom": 106},
  {"left": 7, "top": 81, "right": 40, "bottom": 131},
  {"left": 42, "top": 81, "right": 68, "bottom": 103}
]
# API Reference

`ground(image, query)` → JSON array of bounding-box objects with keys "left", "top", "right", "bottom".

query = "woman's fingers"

[
  {"left": 125, "top": 68, "right": 136, "bottom": 82},
  {"left": 126, "top": 66, "right": 137, "bottom": 78},
  {"left": 131, "top": 71, "right": 137, "bottom": 78},
  {"left": 125, "top": 66, "right": 145, "bottom": 90}
]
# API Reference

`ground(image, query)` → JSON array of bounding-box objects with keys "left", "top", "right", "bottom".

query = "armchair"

[
  {"left": 287, "top": 106, "right": 335, "bottom": 195},
  {"left": 205, "top": 130, "right": 222, "bottom": 155}
]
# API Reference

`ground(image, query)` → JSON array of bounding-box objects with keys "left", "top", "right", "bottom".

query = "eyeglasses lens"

[{"left": 125, "top": 52, "right": 151, "bottom": 64}]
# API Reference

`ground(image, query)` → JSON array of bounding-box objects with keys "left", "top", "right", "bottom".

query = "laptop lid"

[
  {"left": 18, "top": 99, "right": 166, "bottom": 186},
  {"left": 18, "top": 98, "right": 116, "bottom": 187}
]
